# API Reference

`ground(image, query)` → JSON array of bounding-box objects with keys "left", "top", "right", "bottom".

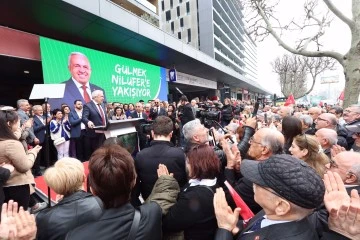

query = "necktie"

[
  {"left": 97, "top": 104, "right": 106, "bottom": 126},
  {"left": 82, "top": 85, "right": 91, "bottom": 103},
  {"left": 138, "top": 113, "right": 141, "bottom": 118}
]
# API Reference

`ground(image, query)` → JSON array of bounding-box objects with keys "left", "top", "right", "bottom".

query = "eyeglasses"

[
  {"left": 249, "top": 136, "right": 262, "bottom": 146},
  {"left": 326, "top": 158, "right": 350, "bottom": 173}
]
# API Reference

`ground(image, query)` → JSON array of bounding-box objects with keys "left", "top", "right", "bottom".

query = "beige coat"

[{"left": 0, "top": 140, "right": 36, "bottom": 187}]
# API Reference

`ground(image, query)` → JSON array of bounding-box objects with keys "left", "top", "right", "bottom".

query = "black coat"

[
  {"left": 135, "top": 140, "right": 187, "bottom": 200},
  {"left": 0, "top": 168, "right": 10, "bottom": 206},
  {"left": 163, "top": 184, "right": 219, "bottom": 240},
  {"left": 215, "top": 210, "right": 319, "bottom": 240},
  {"left": 36, "top": 191, "right": 103, "bottom": 240},
  {"left": 66, "top": 202, "right": 162, "bottom": 240},
  {"left": 180, "top": 103, "right": 195, "bottom": 125},
  {"left": 221, "top": 104, "right": 234, "bottom": 121}
]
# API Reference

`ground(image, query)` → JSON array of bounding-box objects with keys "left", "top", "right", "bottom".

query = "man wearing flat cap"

[{"left": 214, "top": 154, "right": 325, "bottom": 240}]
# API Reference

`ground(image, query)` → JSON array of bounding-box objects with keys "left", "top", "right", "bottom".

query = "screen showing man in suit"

[{"left": 40, "top": 37, "right": 168, "bottom": 109}]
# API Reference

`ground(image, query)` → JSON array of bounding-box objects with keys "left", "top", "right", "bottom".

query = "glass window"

[
  {"left": 171, "top": 22, "right": 174, "bottom": 33},
  {"left": 178, "top": 32, "right": 181, "bottom": 39},
  {"left": 166, "top": 10, "right": 171, "bottom": 21},
  {"left": 161, "top": 1, "right": 164, "bottom": 11},
  {"left": 177, "top": 6, "right": 180, "bottom": 17},
  {"left": 170, "top": 0, "right": 173, "bottom": 8},
  {"left": 180, "top": 18, "right": 184, "bottom": 27},
  {"left": 186, "top": 2, "right": 190, "bottom": 14},
  {"left": 187, "top": 28, "right": 191, "bottom": 42}
]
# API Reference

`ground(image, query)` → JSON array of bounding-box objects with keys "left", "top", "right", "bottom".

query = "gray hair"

[
  {"left": 318, "top": 128, "right": 338, "bottom": 146},
  {"left": 91, "top": 90, "right": 103, "bottom": 99},
  {"left": 349, "top": 163, "right": 360, "bottom": 184},
  {"left": 32, "top": 105, "right": 42, "bottom": 112},
  {"left": 68, "top": 52, "right": 89, "bottom": 67},
  {"left": 260, "top": 129, "right": 284, "bottom": 154},
  {"left": 349, "top": 104, "right": 360, "bottom": 113},
  {"left": 17, "top": 99, "right": 28, "bottom": 108},
  {"left": 299, "top": 114, "right": 313, "bottom": 127},
  {"left": 183, "top": 119, "right": 202, "bottom": 141}
]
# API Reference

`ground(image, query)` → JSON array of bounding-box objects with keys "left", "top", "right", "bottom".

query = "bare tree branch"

[
  {"left": 323, "top": 0, "right": 354, "bottom": 28},
  {"left": 254, "top": 0, "right": 345, "bottom": 66}
]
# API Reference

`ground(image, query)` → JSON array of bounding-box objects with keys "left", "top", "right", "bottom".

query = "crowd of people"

[{"left": 0, "top": 93, "right": 359, "bottom": 239}]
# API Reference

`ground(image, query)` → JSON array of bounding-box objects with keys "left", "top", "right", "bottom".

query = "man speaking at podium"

[
  {"left": 49, "top": 52, "right": 106, "bottom": 109},
  {"left": 82, "top": 90, "right": 107, "bottom": 157}
]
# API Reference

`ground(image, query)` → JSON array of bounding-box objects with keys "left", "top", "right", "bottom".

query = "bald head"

[
  {"left": 331, "top": 151, "right": 360, "bottom": 184},
  {"left": 315, "top": 128, "right": 337, "bottom": 148},
  {"left": 315, "top": 113, "right": 338, "bottom": 130}
]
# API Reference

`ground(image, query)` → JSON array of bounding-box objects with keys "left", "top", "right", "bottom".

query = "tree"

[
  {"left": 272, "top": 54, "right": 336, "bottom": 98},
  {"left": 244, "top": 0, "right": 359, "bottom": 107}
]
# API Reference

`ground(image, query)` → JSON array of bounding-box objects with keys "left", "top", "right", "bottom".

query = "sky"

[{"left": 254, "top": 0, "right": 352, "bottom": 99}]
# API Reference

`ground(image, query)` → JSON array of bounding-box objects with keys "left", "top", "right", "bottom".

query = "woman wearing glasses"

[
  {"left": 0, "top": 109, "right": 42, "bottom": 209},
  {"left": 289, "top": 134, "right": 328, "bottom": 177}
]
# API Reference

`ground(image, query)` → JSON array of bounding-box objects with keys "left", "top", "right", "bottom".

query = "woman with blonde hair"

[
  {"left": 36, "top": 157, "right": 103, "bottom": 240},
  {"left": 289, "top": 134, "right": 329, "bottom": 177}
]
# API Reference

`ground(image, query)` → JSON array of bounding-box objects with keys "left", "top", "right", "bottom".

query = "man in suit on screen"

[{"left": 49, "top": 52, "right": 106, "bottom": 109}]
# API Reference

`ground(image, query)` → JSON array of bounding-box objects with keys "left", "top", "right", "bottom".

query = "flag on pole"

[
  {"left": 338, "top": 90, "right": 345, "bottom": 101},
  {"left": 284, "top": 94, "right": 295, "bottom": 106},
  {"left": 224, "top": 181, "right": 254, "bottom": 226}
]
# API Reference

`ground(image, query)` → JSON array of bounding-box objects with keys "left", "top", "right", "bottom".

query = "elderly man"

[
  {"left": 315, "top": 128, "right": 338, "bottom": 159},
  {"left": 343, "top": 104, "right": 360, "bottom": 147},
  {"left": 299, "top": 114, "right": 313, "bottom": 134},
  {"left": 326, "top": 151, "right": 360, "bottom": 192},
  {"left": 214, "top": 154, "right": 325, "bottom": 239},
  {"left": 315, "top": 113, "right": 348, "bottom": 149},
  {"left": 17, "top": 99, "right": 39, "bottom": 145},
  {"left": 82, "top": 90, "right": 107, "bottom": 155},
  {"left": 307, "top": 107, "right": 322, "bottom": 135},
  {"left": 224, "top": 128, "right": 285, "bottom": 214},
  {"left": 278, "top": 106, "right": 292, "bottom": 119}
]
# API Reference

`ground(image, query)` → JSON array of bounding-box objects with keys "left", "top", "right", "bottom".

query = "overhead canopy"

[{"left": 0, "top": 0, "right": 270, "bottom": 95}]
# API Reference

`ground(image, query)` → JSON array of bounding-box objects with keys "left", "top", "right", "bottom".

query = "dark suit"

[
  {"left": 33, "top": 115, "right": 46, "bottom": 144},
  {"left": 69, "top": 109, "right": 87, "bottom": 161},
  {"left": 215, "top": 210, "right": 319, "bottom": 240},
  {"left": 82, "top": 101, "right": 107, "bottom": 155},
  {"left": 149, "top": 107, "right": 166, "bottom": 119},
  {"left": 49, "top": 78, "right": 106, "bottom": 109},
  {"left": 32, "top": 115, "right": 47, "bottom": 175}
]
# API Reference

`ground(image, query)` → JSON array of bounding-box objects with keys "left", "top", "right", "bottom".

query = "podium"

[{"left": 103, "top": 118, "right": 141, "bottom": 138}]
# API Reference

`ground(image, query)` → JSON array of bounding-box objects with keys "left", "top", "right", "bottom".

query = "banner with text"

[{"left": 40, "top": 37, "right": 167, "bottom": 108}]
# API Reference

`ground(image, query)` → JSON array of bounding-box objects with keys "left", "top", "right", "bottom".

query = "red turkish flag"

[
  {"left": 338, "top": 90, "right": 345, "bottom": 101},
  {"left": 284, "top": 94, "right": 296, "bottom": 106},
  {"left": 224, "top": 181, "right": 254, "bottom": 226}
]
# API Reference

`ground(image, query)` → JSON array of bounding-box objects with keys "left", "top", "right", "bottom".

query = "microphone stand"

[{"left": 43, "top": 97, "right": 51, "bottom": 208}]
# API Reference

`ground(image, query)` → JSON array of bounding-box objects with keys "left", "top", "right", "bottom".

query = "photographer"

[
  {"left": 221, "top": 98, "right": 234, "bottom": 127},
  {"left": 178, "top": 95, "right": 195, "bottom": 147}
]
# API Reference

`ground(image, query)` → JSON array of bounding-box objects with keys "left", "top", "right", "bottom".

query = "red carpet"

[{"left": 34, "top": 161, "right": 89, "bottom": 203}]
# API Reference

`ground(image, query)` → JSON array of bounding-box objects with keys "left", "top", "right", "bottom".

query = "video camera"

[{"left": 196, "top": 103, "right": 220, "bottom": 128}]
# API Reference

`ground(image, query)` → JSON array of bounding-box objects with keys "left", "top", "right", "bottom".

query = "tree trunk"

[
  {"left": 343, "top": 1, "right": 360, "bottom": 107},
  {"left": 343, "top": 35, "right": 360, "bottom": 107}
]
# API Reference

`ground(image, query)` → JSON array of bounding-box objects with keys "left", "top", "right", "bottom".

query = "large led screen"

[{"left": 40, "top": 37, "right": 168, "bottom": 109}]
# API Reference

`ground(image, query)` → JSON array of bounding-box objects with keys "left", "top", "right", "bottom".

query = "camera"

[{"left": 196, "top": 103, "right": 220, "bottom": 128}]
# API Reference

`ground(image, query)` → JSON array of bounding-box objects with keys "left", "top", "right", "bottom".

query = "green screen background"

[{"left": 40, "top": 37, "right": 167, "bottom": 103}]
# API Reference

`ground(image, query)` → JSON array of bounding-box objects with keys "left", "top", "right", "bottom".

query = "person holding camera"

[{"left": 221, "top": 98, "right": 234, "bottom": 127}]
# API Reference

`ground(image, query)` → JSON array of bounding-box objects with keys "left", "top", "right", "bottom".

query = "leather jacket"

[{"left": 36, "top": 191, "right": 103, "bottom": 240}]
